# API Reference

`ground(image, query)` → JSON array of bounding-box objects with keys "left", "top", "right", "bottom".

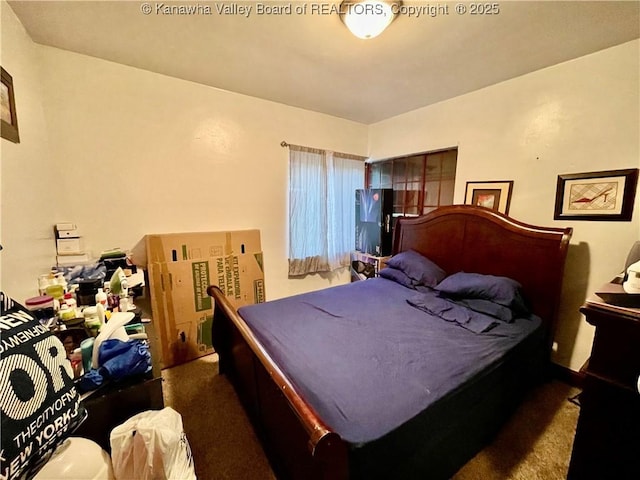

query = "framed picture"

[
  {"left": 464, "top": 180, "right": 514, "bottom": 214},
  {"left": 554, "top": 169, "right": 639, "bottom": 221},
  {"left": 1, "top": 67, "right": 20, "bottom": 143}
]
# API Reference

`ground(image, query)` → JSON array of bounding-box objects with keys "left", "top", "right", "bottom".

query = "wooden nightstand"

[
  {"left": 567, "top": 285, "right": 640, "bottom": 479},
  {"left": 350, "top": 251, "right": 391, "bottom": 282}
]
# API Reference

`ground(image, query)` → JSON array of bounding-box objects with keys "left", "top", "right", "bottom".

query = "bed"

[{"left": 207, "top": 205, "right": 572, "bottom": 479}]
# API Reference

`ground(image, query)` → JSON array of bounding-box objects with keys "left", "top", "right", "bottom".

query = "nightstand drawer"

[{"left": 587, "top": 311, "right": 640, "bottom": 391}]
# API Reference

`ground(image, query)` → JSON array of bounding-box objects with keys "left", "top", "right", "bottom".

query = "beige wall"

[
  {"left": 1, "top": 1, "right": 368, "bottom": 303},
  {"left": 369, "top": 39, "right": 640, "bottom": 370},
  {"left": 38, "top": 46, "right": 369, "bottom": 301},
  {"left": 1, "top": 1, "right": 58, "bottom": 296}
]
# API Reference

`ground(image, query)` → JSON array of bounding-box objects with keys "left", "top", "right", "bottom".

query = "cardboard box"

[
  {"left": 56, "top": 229, "right": 79, "bottom": 238},
  {"left": 56, "top": 237, "right": 84, "bottom": 255},
  {"left": 55, "top": 223, "right": 79, "bottom": 238},
  {"left": 137, "top": 230, "right": 261, "bottom": 266},
  {"left": 142, "top": 230, "right": 265, "bottom": 368},
  {"left": 56, "top": 253, "right": 92, "bottom": 266}
]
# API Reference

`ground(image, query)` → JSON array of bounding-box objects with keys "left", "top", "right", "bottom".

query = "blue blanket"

[
  {"left": 407, "top": 291, "right": 503, "bottom": 333},
  {"left": 237, "top": 278, "right": 541, "bottom": 444}
]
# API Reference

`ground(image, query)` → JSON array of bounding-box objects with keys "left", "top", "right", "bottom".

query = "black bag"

[{"left": 0, "top": 292, "right": 87, "bottom": 480}]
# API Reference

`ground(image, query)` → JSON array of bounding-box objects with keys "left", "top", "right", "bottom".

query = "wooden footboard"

[{"left": 207, "top": 285, "right": 349, "bottom": 480}]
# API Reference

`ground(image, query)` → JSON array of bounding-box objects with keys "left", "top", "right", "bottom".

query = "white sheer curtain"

[{"left": 288, "top": 146, "right": 365, "bottom": 276}]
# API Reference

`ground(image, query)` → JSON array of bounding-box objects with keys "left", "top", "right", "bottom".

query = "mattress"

[{"left": 237, "top": 278, "right": 543, "bottom": 446}]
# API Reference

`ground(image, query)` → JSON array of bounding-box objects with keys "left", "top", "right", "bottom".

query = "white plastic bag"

[{"left": 109, "top": 407, "right": 196, "bottom": 480}]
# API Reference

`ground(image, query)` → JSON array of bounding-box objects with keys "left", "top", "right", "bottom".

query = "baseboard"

[{"left": 551, "top": 362, "right": 585, "bottom": 389}]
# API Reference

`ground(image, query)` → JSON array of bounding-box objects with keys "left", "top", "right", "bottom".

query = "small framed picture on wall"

[
  {"left": 1, "top": 66, "right": 20, "bottom": 143},
  {"left": 464, "top": 180, "right": 514, "bottom": 215}
]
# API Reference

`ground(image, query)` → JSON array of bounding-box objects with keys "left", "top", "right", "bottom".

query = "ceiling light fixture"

[{"left": 339, "top": 0, "right": 402, "bottom": 40}]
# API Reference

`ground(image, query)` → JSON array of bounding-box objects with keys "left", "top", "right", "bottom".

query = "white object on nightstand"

[{"left": 623, "top": 260, "right": 640, "bottom": 293}]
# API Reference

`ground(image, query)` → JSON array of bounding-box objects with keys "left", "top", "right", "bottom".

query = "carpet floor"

[{"left": 162, "top": 355, "right": 580, "bottom": 480}]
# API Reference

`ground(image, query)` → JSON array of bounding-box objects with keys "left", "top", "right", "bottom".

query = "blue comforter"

[{"left": 237, "top": 278, "right": 541, "bottom": 444}]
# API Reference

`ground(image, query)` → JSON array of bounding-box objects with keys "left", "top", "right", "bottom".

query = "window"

[
  {"left": 366, "top": 148, "right": 457, "bottom": 217},
  {"left": 288, "top": 145, "right": 365, "bottom": 276}
]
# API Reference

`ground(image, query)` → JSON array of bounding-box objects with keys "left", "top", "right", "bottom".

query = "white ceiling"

[{"left": 7, "top": 0, "right": 640, "bottom": 124}]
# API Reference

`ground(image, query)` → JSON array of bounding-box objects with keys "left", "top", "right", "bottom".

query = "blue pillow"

[
  {"left": 386, "top": 250, "right": 446, "bottom": 287},
  {"left": 453, "top": 298, "right": 515, "bottom": 323},
  {"left": 378, "top": 267, "right": 418, "bottom": 289},
  {"left": 435, "top": 272, "right": 528, "bottom": 314}
]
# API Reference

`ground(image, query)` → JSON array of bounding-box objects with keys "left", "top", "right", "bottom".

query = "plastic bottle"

[
  {"left": 96, "top": 302, "right": 106, "bottom": 325},
  {"left": 95, "top": 288, "right": 107, "bottom": 307},
  {"left": 62, "top": 292, "right": 78, "bottom": 319},
  {"left": 45, "top": 284, "right": 64, "bottom": 302},
  {"left": 83, "top": 306, "right": 101, "bottom": 337},
  {"left": 70, "top": 348, "right": 83, "bottom": 378},
  {"left": 119, "top": 294, "right": 129, "bottom": 312},
  {"left": 54, "top": 273, "right": 68, "bottom": 292},
  {"left": 107, "top": 293, "right": 119, "bottom": 311},
  {"left": 58, "top": 304, "right": 76, "bottom": 323},
  {"left": 38, "top": 275, "right": 50, "bottom": 295},
  {"left": 64, "top": 292, "right": 77, "bottom": 309}
]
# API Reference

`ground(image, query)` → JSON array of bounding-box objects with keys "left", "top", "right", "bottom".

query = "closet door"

[{"left": 366, "top": 148, "right": 457, "bottom": 217}]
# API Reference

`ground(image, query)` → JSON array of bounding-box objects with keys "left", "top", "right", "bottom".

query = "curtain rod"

[{"left": 280, "top": 141, "right": 368, "bottom": 161}]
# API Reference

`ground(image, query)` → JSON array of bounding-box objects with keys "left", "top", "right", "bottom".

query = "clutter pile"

[
  {"left": 24, "top": 249, "right": 152, "bottom": 392},
  {"left": 2, "top": 236, "right": 197, "bottom": 480}
]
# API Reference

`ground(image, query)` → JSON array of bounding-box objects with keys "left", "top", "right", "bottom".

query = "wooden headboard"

[{"left": 393, "top": 205, "right": 572, "bottom": 344}]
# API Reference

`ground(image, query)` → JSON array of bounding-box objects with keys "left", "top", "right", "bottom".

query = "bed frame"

[{"left": 207, "top": 205, "right": 572, "bottom": 479}]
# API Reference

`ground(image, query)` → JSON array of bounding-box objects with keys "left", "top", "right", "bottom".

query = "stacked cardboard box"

[{"left": 137, "top": 230, "right": 266, "bottom": 368}]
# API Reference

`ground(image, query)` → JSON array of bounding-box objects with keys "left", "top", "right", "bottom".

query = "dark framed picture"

[
  {"left": 1, "top": 67, "right": 19, "bottom": 143},
  {"left": 464, "top": 180, "right": 514, "bottom": 214},
  {"left": 554, "top": 169, "right": 639, "bottom": 221}
]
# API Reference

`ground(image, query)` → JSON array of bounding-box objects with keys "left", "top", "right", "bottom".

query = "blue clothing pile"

[{"left": 77, "top": 339, "right": 151, "bottom": 393}]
